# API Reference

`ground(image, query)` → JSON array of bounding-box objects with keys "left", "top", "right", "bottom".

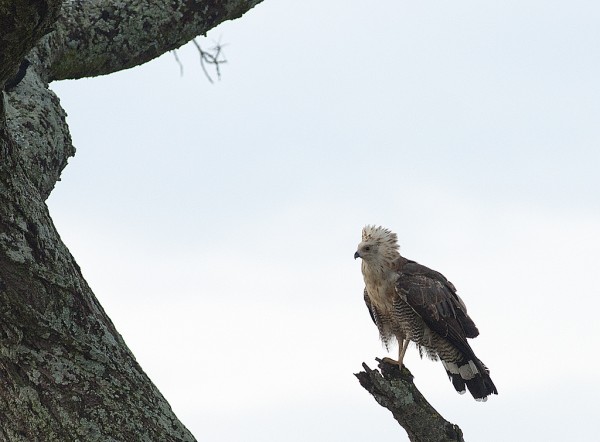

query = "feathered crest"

[{"left": 361, "top": 225, "right": 399, "bottom": 250}]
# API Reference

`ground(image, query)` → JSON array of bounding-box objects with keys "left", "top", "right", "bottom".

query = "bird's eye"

[{"left": 364, "top": 246, "right": 371, "bottom": 251}]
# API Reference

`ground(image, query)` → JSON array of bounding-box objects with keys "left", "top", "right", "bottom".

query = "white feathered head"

[{"left": 355, "top": 225, "right": 400, "bottom": 266}]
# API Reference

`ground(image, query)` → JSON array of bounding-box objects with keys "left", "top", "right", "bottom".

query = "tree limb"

[
  {"left": 0, "top": 0, "right": 61, "bottom": 86},
  {"left": 0, "top": 0, "right": 266, "bottom": 439},
  {"left": 40, "top": 0, "right": 262, "bottom": 81},
  {"left": 355, "top": 359, "right": 465, "bottom": 442},
  {"left": 3, "top": 62, "right": 74, "bottom": 199},
  {"left": 2, "top": 0, "right": 265, "bottom": 199}
]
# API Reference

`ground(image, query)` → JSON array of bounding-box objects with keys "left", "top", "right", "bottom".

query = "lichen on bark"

[
  {"left": 355, "top": 360, "right": 465, "bottom": 442},
  {"left": 0, "top": 0, "right": 264, "bottom": 439}
]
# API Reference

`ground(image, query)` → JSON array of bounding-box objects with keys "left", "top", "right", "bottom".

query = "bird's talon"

[{"left": 380, "top": 357, "right": 401, "bottom": 367}]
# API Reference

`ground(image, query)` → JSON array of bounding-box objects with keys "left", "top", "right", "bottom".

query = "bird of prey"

[{"left": 354, "top": 225, "right": 497, "bottom": 401}]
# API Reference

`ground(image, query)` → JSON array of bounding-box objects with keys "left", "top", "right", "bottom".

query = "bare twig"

[
  {"left": 191, "top": 38, "right": 227, "bottom": 84},
  {"left": 172, "top": 50, "right": 184, "bottom": 77}
]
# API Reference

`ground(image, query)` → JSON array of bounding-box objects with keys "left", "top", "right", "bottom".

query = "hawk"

[{"left": 354, "top": 225, "right": 497, "bottom": 401}]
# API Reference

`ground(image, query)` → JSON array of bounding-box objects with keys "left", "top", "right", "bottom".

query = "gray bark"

[
  {"left": 0, "top": 0, "right": 263, "bottom": 440},
  {"left": 0, "top": 0, "right": 61, "bottom": 84},
  {"left": 355, "top": 360, "right": 465, "bottom": 442}
]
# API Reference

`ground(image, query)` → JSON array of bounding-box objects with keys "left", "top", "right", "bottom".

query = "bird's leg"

[
  {"left": 397, "top": 338, "right": 410, "bottom": 368},
  {"left": 381, "top": 338, "right": 410, "bottom": 367}
]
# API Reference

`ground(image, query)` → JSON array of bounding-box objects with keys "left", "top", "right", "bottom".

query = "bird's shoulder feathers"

[{"left": 395, "top": 257, "right": 480, "bottom": 340}]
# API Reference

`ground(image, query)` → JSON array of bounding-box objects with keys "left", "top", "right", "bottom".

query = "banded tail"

[{"left": 443, "top": 357, "right": 498, "bottom": 401}]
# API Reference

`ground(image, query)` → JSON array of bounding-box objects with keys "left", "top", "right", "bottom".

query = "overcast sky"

[{"left": 48, "top": 0, "right": 600, "bottom": 440}]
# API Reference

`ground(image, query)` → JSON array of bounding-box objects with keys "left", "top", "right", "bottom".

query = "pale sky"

[{"left": 49, "top": 0, "right": 600, "bottom": 440}]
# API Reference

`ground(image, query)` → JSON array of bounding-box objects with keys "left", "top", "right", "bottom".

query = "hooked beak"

[{"left": 354, "top": 251, "right": 361, "bottom": 260}]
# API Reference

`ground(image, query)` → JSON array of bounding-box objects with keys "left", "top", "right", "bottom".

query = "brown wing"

[
  {"left": 396, "top": 259, "right": 498, "bottom": 400},
  {"left": 397, "top": 260, "right": 479, "bottom": 339},
  {"left": 363, "top": 288, "right": 394, "bottom": 348},
  {"left": 363, "top": 288, "right": 377, "bottom": 325},
  {"left": 396, "top": 261, "right": 479, "bottom": 354}
]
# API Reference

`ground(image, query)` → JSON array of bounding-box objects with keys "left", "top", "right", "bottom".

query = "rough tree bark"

[
  {"left": 0, "top": 0, "right": 262, "bottom": 440},
  {"left": 355, "top": 360, "right": 465, "bottom": 442}
]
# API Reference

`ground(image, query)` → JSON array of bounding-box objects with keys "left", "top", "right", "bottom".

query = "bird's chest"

[
  {"left": 363, "top": 268, "right": 397, "bottom": 312},
  {"left": 364, "top": 269, "right": 428, "bottom": 341}
]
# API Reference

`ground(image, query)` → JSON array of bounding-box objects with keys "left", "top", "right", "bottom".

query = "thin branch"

[
  {"left": 355, "top": 359, "right": 465, "bottom": 442},
  {"left": 191, "top": 38, "right": 227, "bottom": 84},
  {"left": 172, "top": 50, "right": 184, "bottom": 77}
]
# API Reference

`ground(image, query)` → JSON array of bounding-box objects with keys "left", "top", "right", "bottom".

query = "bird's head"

[{"left": 354, "top": 225, "right": 400, "bottom": 267}]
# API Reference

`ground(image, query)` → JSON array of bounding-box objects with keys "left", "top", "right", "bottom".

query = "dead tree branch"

[{"left": 355, "top": 359, "right": 465, "bottom": 442}]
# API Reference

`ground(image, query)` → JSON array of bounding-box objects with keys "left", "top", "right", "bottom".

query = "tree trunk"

[
  {"left": 355, "top": 360, "right": 465, "bottom": 442},
  {"left": 0, "top": 0, "right": 263, "bottom": 439}
]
